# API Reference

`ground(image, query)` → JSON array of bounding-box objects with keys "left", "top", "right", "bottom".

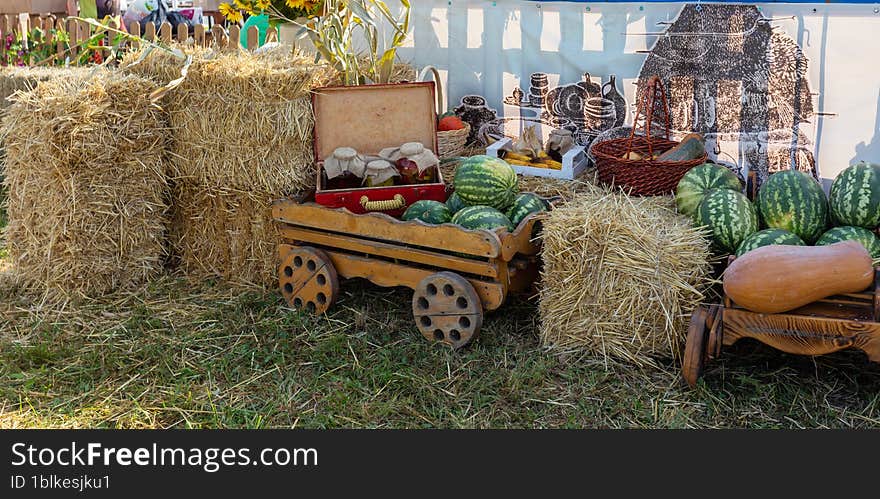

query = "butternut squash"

[
  {"left": 657, "top": 133, "right": 705, "bottom": 162},
  {"left": 723, "top": 240, "right": 874, "bottom": 314}
]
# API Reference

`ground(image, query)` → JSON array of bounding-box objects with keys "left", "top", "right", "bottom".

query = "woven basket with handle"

[
  {"left": 419, "top": 65, "right": 470, "bottom": 159},
  {"left": 592, "top": 76, "right": 707, "bottom": 196}
]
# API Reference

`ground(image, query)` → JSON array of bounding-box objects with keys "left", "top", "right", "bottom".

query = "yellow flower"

[
  {"left": 285, "top": 0, "right": 319, "bottom": 10},
  {"left": 232, "top": 0, "right": 251, "bottom": 11},
  {"left": 255, "top": 0, "right": 270, "bottom": 10},
  {"left": 218, "top": 3, "right": 244, "bottom": 23}
]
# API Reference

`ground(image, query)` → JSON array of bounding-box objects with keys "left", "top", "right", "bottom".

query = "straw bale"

[
  {"left": 1, "top": 70, "right": 169, "bottom": 299},
  {"left": 169, "top": 182, "right": 280, "bottom": 288},
  {"left": 539, "top": 186, "right": 714, "bottom": 367},
  {"left": 124, "top": 47, "right": 338, "bottom": 194},
  {"left": 0, "top": 66, "right": 88, "bottom": 110}
]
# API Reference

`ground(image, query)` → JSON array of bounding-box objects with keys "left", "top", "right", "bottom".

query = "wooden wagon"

[
  {"left": 682, "top": 265, "right": 880, "bottom": 387},
  {"left": 271, "top": 196, "right": 546, "bottom": 349}
]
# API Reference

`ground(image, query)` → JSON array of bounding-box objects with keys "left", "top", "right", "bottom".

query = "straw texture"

[
  {"left": 124, "top": 46, "right": 414, "bottom": 287},
  {"left": 539, "top": 186, "right": 714, "bottom": 367},
  {"left": 1, "top": 70, "right": 169, "bottom": 300},
  {"left": 169, "top": 182, "right": 280, "bottom": 287}
]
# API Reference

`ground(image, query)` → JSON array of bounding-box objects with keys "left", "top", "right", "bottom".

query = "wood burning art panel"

[
  {"left": 452, "top": 72, "right": 628, "bottom": 151},
  {"left": 633, "top": 3, "right": 817, "bottom": 186}
]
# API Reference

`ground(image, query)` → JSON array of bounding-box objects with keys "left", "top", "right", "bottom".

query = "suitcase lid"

[{"left": 312, "top": 82, "right": 439, "bottom": 163}]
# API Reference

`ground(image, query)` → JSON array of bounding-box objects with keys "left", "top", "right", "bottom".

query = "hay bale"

[
  {"left": 124, "top": 47, "right": 338, "bottom": 194},
  {"left": 539, "top": 186, "right": 713, "bottom": 367},
  {"left": 0, "top": 66, "right": 88, "bottom": 110},
  {"left": 124, "top": 46, "right": 415, "bottom": 287},
  {"left": 1, "top": 70, "right": 169, "bottom": 299},
  {"left": 169, "top": 182, "right": 279, "bottom": 287}
]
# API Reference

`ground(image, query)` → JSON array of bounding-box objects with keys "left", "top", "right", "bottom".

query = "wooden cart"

[
  {"left": 682, "top": 266, "right": 880, "bottom": 387},
  {"left": 271, "top": 196, "right": 546, "bottom": 349}
]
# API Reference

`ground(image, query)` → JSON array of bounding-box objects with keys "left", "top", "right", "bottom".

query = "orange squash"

[{"left": 723, "top": 240, "right": 874, "bottom": 314}]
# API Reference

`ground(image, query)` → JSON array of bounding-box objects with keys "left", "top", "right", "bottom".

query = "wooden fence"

[{"left": 0, "top": 13, "right": 276, "bottom": 67}]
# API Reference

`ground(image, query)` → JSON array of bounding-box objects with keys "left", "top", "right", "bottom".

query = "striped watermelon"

[
  {"left": 451, "top": 205, "right": 514, "bottom": 232},
  {"left": 453, "top": 155, "right": 519, "bottom": 211},
  {"left": 735, "top": 228, "right": 805, "bottom": 257},
  {"left": 675, "top": 163, "right": 742, "bottom": 217},
  {"left": 757, "top": 170, "right": 828, "bottom": 244},
  {"left": 829, "top": 162, "right": 880, "bottom": 229},
  {"left": 402, "top": 200, "right": 451, "bottom": 224},
  {"left": 815, "top": 226, "right": 880, "bottom": 261},
  {"left": 695, "top": 188, "right": 758, "bottom": 254},
  {"left": 445, "top": 192, "right": 468, "bottom": 214},
  {"left": 506, "top": 192, "right": 548, "bottom": 228}
]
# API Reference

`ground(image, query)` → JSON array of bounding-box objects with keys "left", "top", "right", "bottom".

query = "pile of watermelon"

[
  {"left": 676, "top": 161, "right": 880, "bottom": 262},
  {"left": 401, "top": 155, "right": 549, "bottom": 232}
]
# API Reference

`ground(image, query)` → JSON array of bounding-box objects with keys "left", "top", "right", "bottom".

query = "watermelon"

[
  {"left": 401, "top": 200, "right": 451, "bottom": 224},
  {"left": 506, "top": 192, "right": 548, "bottom": 228},
  {"left": 451, "top": 205, "right": 514, "bottom": 232},
  {"left": 445, "top": 192, "right": 468, "bottom": 214},
  {"left": 453, "top": 155, "right": 519, "bottom": 211},
  {"left": 815, "top": 226, "right": 880, "bottom": 261},
  {"left": 694, "top": 189, "right": 758, "bottom": 254},
  {"left": 735, "top": 228, "right": 805, "bottom": 257},
  {"left": 675, "top": 163, "right": 742, "bottom": 217},
  {"left": 829, "top": 162, "right": 880, "bottom": 229},
  {"left": 757, "top": 170, "right": 828, "bottom": 244}
]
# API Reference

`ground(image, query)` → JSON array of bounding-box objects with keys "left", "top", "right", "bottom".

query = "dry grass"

[
  {"left": 122, "top": 46, "right": 338, "bottom": 286},
  {"left": 0, "top": 66, "right": 88, "bottom": 110},
  {"left": 121, "top": 46, "right": 416, "bottom": 287},
  {"left": 169, "top": 182, "right": 281, "bottom": 287},
  {"left": 1, "top": 69, "right": 169, "bottom": 300},
  {"left": 539, "top": 186, "right": 715, "bottom": 367},
  {"left": 1, "top": 272, "right": 879, "bottom": 429},
  {"left": 124, "top": 46, "right": 338, "bottom": 194}
]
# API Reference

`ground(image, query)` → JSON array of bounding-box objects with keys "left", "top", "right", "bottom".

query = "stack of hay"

[
  {"left": 539, "top": 186, "right": 714, "bottom": 367},
  {"left": 125, "top": 47, "right": 339, "bottom": 286},
  {"left": 1, "top": 67, "right": 88, "bottom": 183},
  {"left": 1, "top": 70, "right": 169, "bottom": 299},
  {"left": 0, "top": 66, "right": 88, "bottom": 110}
]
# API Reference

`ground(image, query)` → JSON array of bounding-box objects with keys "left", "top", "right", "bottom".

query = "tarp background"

[{"left": 394, "top": 1, "right": 880, "bottom": 184}]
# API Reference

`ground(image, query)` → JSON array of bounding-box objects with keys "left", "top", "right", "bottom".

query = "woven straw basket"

[{"left": 438, "top": 122, "right": 470, "bottom": 159}]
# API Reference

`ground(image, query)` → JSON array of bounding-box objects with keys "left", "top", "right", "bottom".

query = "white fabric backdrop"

[{"left": 394, "top": 1, "right": 880, "bottom": 182}]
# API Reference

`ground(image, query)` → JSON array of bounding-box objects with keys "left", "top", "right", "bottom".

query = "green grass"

[
  {"left": 1, "top": 274, "right": 879, "bottom": 429},
  {"left": 1, "top": 183, "right": 879, "bottom": 428}
]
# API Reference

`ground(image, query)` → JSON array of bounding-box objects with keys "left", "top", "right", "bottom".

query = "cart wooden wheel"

[
  {"left": 279, "top": 246, "right": 339, "bottom": 315},
  {"left": 412, "top": 272, "right": 483, "bottom": 349},
  {"left": 683, "top": 305, "right": 711, "bottom": 388}
]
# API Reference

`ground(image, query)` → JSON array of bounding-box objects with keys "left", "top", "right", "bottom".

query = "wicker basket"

[
  {"left": 438, "top": 122, "right": 470, "bottom": 159},
  {"left": 592, "top": 76, "right": 707, "bottom": 196}
]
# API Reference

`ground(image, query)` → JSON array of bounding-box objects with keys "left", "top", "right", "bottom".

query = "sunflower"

[
  {"left": 232, "top": 0, "right": 251, "bottom": 11},
  {"left": 285, "top": 0, "right": 319, "bottom": 10},
  {"left": 218, "top": 3, "right": 244, "bottom": 23},
  {"left": 255, "top": 0, "right": 271, "bottom": 10}
]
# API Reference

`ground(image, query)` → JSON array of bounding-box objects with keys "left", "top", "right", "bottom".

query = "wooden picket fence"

[{"left": 0, "top": 12, "right": 276, "bottom": 67}]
